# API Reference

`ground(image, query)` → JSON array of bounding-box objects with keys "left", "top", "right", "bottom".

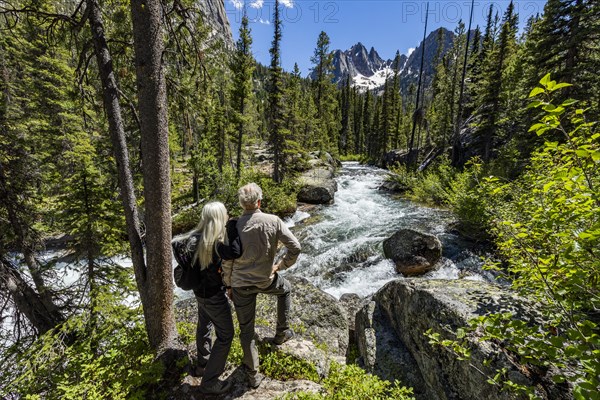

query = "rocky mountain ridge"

[{"left": 327, "top": 27, "right": 455, "bottom": 93}]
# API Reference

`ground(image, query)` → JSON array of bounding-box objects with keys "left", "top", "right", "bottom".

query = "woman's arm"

[{"left": 216, "top": 219, "right": 242, "bottom": 260}]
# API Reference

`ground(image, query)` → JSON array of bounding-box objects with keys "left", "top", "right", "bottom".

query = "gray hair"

[{"left": 238, "top": 183, "right": 263, "bottom": 210}]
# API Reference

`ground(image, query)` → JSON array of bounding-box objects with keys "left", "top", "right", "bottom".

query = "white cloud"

[
  {"left": 407, "top": 47, "right": 415, "bottom": 57},
  {"left": 230, "top": 0, "right": 243, "bottom": 10},
  {"left": 258, "top": 18, "right": 270, "bottom": 24},
  {"left": 280, "top": 0, "right": 294, "bottom": 8},
  {"left": 250, "top": 0, "right": 264, "bottom": 8}
]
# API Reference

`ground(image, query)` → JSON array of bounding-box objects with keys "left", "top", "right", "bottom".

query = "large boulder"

[
  {"left": 297, "top": 152, "right": 339, "bottom": 205},
  {"left": 356, "top": 279, "right": 571, "bottom": 400},
  {"left": 298, "top": 167, "right": 337, "bottom": 204},
  {"left": 255, "top": 275, "right": 349, "bottom": 357},
  {"left": 175, "top": 277, "right": 349, "bottom": 359},
  {"left": 355, "top": 299, "right": 428, "bottom": 398},
  {"left": 383, "top": 229, "right": 442, "bottom": 276}
]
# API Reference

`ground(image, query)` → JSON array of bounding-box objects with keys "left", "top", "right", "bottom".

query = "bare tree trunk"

[
  {"left": 87, "top": 0, "right": 146, "bottom": 286},
  {"left": 130, "top": 0, "right": 181, "bottom": 358}
]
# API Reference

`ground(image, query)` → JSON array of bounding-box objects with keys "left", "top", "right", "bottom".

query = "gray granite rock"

[
  {"left": 358, "top": 279, "right": 572, "bottom": 400},
  {"left": 383, "top": 229, "right": 442, "bottom": 276}
]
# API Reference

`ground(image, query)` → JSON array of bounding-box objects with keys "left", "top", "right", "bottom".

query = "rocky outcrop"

[
  {"left": 355, "top": 299, "right": 428, "bottom": 398},
  {"left": 381, "top": 149, "right": 411, "bottom": 168},
  {"left": 327, "top": 28, "right": 454, "bottom": 92},
  {"left": 175, "top": 371, "right": 324, "bottom": 400},
  {"left": 197, "top": 0, "right": 234, "bottom": 49},
  {"left": 297, "top": 152, "right": 338, "bottom": 205},
  {"left": 255, "top": 275, "right": 349, "bottom": 357},
  {"left": 383, "top": 229, "right": 442, "bottom": 276},
  {"left": 173, "top": 276, "right": 348, "bottom": 398},
  {"left": 338, "top": 293, "right": 364, "bottom": 334},
  {"left": 356, "top": 279, "right": 571, "bottom": 400}
]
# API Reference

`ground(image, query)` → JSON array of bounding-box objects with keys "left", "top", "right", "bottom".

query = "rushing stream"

[{"left": 284, "top": 162, "right": 493, "bottom": 299}]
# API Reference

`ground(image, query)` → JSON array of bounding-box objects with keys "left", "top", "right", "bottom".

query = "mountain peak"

[{"left": 327, "top": 28, "right": 455, "bottom": 93}]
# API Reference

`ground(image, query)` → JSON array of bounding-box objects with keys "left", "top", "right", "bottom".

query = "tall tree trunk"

[
  {"left": 236, "top": 95, "right": 245, "bottom": 181},
  {"left": 87, "top": 0, "right": 146, "bottom": 282},
  {"left": 130, "top": 0, "right": 181, "bottom": 358},
  {"left": 87, "top": 0, "right": 180, "bottom": 356}
]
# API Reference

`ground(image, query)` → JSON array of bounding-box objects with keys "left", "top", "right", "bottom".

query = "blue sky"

[{"left": 225, "top": 0, "right": 548, "bottom": 76}]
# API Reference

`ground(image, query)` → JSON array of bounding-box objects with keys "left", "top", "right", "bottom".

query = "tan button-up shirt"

[{"left": 223, "top": 209, "right": 301, "bottom": 289}]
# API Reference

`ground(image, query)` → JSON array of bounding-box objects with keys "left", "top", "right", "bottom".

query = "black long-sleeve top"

[{"left": 172, "top": 219, "right": 242, "bottom": 298}]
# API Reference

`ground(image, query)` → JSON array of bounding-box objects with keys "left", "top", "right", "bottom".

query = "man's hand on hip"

[{"left": 270, "top": 261, "right": 283, "bottom": 279}]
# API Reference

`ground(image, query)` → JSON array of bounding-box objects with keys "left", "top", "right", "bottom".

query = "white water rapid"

[{"left": 284, "top": 162, "right": 492, "bottom": 299}]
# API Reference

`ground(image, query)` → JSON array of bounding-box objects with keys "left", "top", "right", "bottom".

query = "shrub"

[
  {"left": 432, "top": 75, "right": 600, "bottom": 399},
  {"left": 1, "top": 296, "right": 164, "bottom": 400},
  {"left": 279, "top": 362, "right": 414, "bottom": 400},
  {"left": 261, "top": 350, "right": 320, "bottom": 382}
]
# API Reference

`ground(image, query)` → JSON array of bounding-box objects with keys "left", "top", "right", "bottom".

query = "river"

[{"left": 284, "top": 162, "right": 493, "bottom": 299}]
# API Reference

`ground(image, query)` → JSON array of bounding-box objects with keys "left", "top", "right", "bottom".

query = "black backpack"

[{"left": 172, "top": 236, "right": 203, "bottom": 291}]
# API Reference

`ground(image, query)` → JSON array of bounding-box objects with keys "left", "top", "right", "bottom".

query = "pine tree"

[
  {"left": 268, "top": 0, "right": 286, "bottom": 182},
  {"left": 352, "top": 86, "right": 364, "bottom": 155},
  {"left": 310, "top": 31, "right": 340, "bottom": 154},
  {"left": 474, "top": 2, "right": 518, "bottom": 162},
  {"left": 339, "top": 74, "right": 352, "bottom": 155},
  {"left": 231, "top": 11, "right": 255, "bottom": 180},
  {"left": 527, "top": 0, "right": 600, "bottom": 115},
  {"left": 362, "top": 90, "right": 372, "bottom": 157},
  {"left": 390, "top": 51, "right": 403, "bottom": 150}
]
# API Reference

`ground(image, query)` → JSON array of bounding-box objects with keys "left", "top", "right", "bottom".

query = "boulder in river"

[
  {"left": 356, "top": 279, "right": 572, "bottom": 400},
  {"left": 297, "top": 152, "right": 339, "bottom": 205},
  {"left": 383, "top": 229, "right": 442, "bottom": 276}
]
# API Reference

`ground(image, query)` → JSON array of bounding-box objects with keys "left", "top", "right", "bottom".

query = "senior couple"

[{"left": 172, "top": 183, "right": 301, "bottom": 395}]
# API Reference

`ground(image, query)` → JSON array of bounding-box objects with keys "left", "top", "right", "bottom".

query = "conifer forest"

[{"left": 0, "top": 0, "right": 598, "bottom": 398}]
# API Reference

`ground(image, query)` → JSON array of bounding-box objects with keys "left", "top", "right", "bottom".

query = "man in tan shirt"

[{"left": 223, "top": 183, "right": 301, "bottom": 388}]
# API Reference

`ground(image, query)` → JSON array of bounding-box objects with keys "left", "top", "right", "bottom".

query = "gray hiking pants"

[
  {"left": 232, "top": 273, "right": 291, "bottom": 375},
  {"left": 196, "top": 291, "right": 234, "bottom": 385}
]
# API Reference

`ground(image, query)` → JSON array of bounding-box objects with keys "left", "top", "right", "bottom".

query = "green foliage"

[
  {"left": 2, "top": 296, "right": 164, "bottom": 400},
  {"left": 261, "top": 351, "right": 320, "bottom": 381},
  {"left": 388, "top": 157, "right": 493, "bottom": 239},
  {"left": 338, "top": 154, "right": 362, "bottom": 162},
  {"left": 279, "top": 362, "right": 414, "bottom": 400},
  {"left": 432, "top": 77, "right": 600, "bottom": 399},
  {"left": 243, "top": 173, "right": 298, "bottom": 217},
  {"left": 176, "top": 321, "right": 197, "bottom": 347}
]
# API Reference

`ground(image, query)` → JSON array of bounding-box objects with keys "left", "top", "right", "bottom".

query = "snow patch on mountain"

[{"left": 352, "top": 66, "right": 396, "bottom": 92}]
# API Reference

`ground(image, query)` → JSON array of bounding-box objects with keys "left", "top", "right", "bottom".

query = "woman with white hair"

[{"left": 172, "top": 201, "right": 241, "bottom": 395}]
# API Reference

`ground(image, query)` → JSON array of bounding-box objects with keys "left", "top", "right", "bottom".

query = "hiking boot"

[
  {"left": 248, "top": 372, "right": 264, "bottom": 389},
  {"left": 192, "top": 364, "right": 205, "bottom": 377},
  {"left": 199, "top": 379, "right": 232, "bottom": 395},
  {"left": 273, "top": 329, "right": 294, "bottom": 345}
]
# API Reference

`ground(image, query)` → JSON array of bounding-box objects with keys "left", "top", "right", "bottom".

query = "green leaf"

[
  {"left": 540, "top": 73, "right": 552, "bottom": 87},
  {"left": 550, "top": 82, "right": 572, "bottom": 92},
  {"left": 529, "top": 123, "right": 546, "bottom": 132},
  {"left": 562, "top": 99, "right": 578, "bottom": 107},
  {"left": 528, "top": 87, "right": 545, "bottom": 98},
  {"left": 527, "top": 100, "right": 544, "bottom": 109}
]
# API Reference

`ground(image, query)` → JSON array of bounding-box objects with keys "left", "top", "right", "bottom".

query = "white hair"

[
  {"left": 191, "top": 201, "right": 228, "bottom": 269},
  {"left": 238, "top": 183, "right": 263, "bottom": 210}
]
